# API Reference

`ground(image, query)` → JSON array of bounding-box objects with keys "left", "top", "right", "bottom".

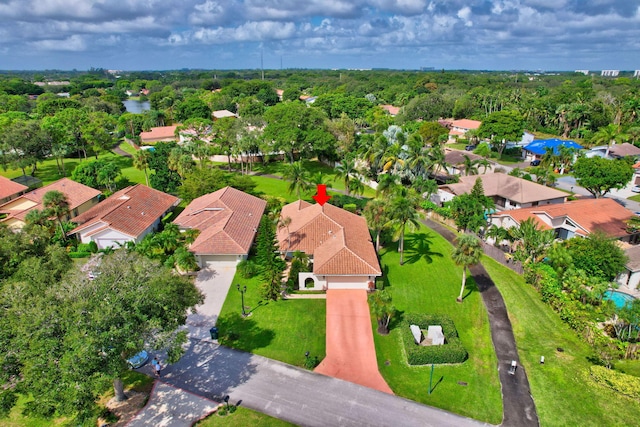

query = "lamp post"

[
  {"left": 224, "top": 395, "right": 230, "bottom": 410},
  {"left": 237, "top": 284, "right": 247, "bottom": 316}
]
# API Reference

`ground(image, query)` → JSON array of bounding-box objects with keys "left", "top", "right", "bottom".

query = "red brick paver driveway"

[{"left": 314, "top": 289, "right": 393, "bottom": 394}]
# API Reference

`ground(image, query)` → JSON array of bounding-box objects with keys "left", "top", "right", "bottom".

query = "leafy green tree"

[
  {"left": 282, "top": 161, "right": 311, "bottom": 199},
  {"left": 363, "top": 199, "right": 390, "bottom": 252},
  {"left": 449, "top": 178, "right": 494, "bottom": 233},
  {"left": 509, "top": 217, "right": 556, "bottom": 264},
  {"left": 564, "top": 231, "right": 627, "bottom": 281},
  {"left": 573, "top": 157, "right": 634, "bottom": 198},
  {"left": 0, "top": 250, "right": 203, "bottom": 421},
  {"left": 42, "top": 190, "right": 70, "bottom": 241},
  {"left": 133, "top": 149, "right": 152, "bottom": 186},
  {"left": 418, "top": 121, "right": 450, "bottom": 145},
  {"left": 0, "top": 119, "right": 47, "bottom": 176},
  {"left": 149, "top": 142, "right": 182, "bottom": 193},
  {"left": 386, "top": 189, "right": 422, "bottom": 265},
  {"left": 175, "top": 96, "right": 211, "bottom": 121},
  {"left": 256, "top": 216, "right": 286, "bottom": 301},
  {"left": 368, "top": 290, "right": 396, "bottom": 334},
  {"left": 477, "top": 110, "right": 525, "bottom": 158},
  {"left": 451, "top": 233, "right": 483, "bottom": 303}
]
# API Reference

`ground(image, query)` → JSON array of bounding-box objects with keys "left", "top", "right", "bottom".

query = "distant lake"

[{"left": 122, "top": 99, "right": 151, "bottom": 114}]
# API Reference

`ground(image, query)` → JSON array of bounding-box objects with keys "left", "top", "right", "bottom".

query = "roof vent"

[
  {"left": 141, "top": 212, "right": 145, "bottom": 215},
  {"left": 127, "top": 206, "right": 131, "bottom": 209}
]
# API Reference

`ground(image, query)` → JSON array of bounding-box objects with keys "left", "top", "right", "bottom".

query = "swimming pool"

[{"left": 604, "top": 290, "right": 636, "bottom": 309}]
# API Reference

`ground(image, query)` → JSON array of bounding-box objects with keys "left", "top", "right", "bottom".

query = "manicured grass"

[
  {"left": 196, "top": 406, "right": 295, "bottom": 427},
  {"left": 216, "top": 268, "right": 326, "bottom": 367},
  {"left": 372, "top": 228, "right": 502, "bottom": 424},
  {"left": 118, "top": 141, "right": 139, "bottom": 156},
  {"left": 482, "top": 256, "right": 640, "bottom": 426},
  {"left": 628, "top": 194, "right": 640, "bottom": 203}
]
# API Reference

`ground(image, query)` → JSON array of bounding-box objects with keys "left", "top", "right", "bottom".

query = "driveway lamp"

[
  {"left": 224, "top": 395, "right": 230, "bottom": 410},
  {"left": 237, "top": 284, "right": 247, "bottom": 316}
]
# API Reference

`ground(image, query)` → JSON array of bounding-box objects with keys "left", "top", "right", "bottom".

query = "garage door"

[{"left": 199, "top": 254, "right": 240, "bottom": 269}]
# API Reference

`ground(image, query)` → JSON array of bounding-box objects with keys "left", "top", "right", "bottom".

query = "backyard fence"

[{"left": 480, "top": 241, "right": 524, "bottom": 274}]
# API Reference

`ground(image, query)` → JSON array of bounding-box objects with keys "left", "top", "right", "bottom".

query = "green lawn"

[
  {"left": 483, "top": 256, "right": 640, "bottom": 426},
  {"left": 195, "top": 406, "right": 295, "bottom": 427},
  {"left": 372, "top": 229, "right": 502, "bottom": 424},
  {"left": 628, "top": 194, "right": 640, "bottom": 203},
  {"left": 216, "top": 268, "right": 326, "bottom": 367}
]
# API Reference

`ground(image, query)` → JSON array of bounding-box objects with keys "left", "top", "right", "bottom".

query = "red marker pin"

[{"left": 313, "top": 184, "right": 331, "bottom": 206}]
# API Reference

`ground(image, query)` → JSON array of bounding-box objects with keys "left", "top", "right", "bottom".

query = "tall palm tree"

[
  {"left": 451, "top": 233, "right": 483, "bottom": 303},
  {"left": 461, "top": 155, "right": 479, "bottom": 176},
  {"left": 363, "top": 199, "right": 390, "bottom": 252},
  {"left": 376, "top": 173, "right": 399, "bottom": 198},
  {"left": 283, "top": 161, "right": 311, "bottom": 199},
  {"left": 133, "top": 149, "right": 151, "bottom": 186},
  {"left": 335, "top": 157, "right": 357, "bottom": 196},
  {"left": 509, "top": 217, "right": 556, "bottom": 264},
  {"left": 386, "top": 189, "right": 422, "bottom": 265},
  {"left": 42, "top": 190, "right": 70, "bottom": 241}
]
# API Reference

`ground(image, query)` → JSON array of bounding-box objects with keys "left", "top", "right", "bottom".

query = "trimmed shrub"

[
  {"left": 330, "top": 194, "right": 368, "bottom": 211},
  {"left": 402, "top": 313, "right": 468, "bottom": 365},
  {"left": 68, "top": 251, "right": 91, "bottom": 259},
  {"left": 590, "top": 365, "right": 640, "bottom": 399},
  {"left": 237, "top": 259, "right": 259, "bottom": 279},
  {"left": 343, "top": 203, "right": 357, "bottom": 213}
]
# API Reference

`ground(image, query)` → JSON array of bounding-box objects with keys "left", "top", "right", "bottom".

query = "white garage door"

[{"left": 199, "top": 254, "right": 240, "bottom": 270}]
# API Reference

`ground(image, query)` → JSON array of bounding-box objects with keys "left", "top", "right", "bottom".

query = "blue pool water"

[{"left": 604, "top": 290, "right": 636, "bottom": 308}]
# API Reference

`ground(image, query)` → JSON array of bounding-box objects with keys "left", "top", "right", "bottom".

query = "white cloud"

[{"left": 30, "top": 34, "right": 86, "bottom": 51}]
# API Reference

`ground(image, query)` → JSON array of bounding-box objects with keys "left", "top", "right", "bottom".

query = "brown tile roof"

[
  {"left": 0, "top": 176, "right": 28, "bottom": 201},
  {"left": 441, "top": 173, "right": 567, "bottom": 205},
  {"left": 445, "top": 149, "right": 484, "bottom": 166},
  {"left": 624, "top": 245, "right": 640, "bottom": 272},
  {"left": 139, "top": 125, "right": 179, "bottom": 142},
  {"left": 493, "top": 198, "right": 634, "bottom": 238},
  {"left": 609, "top": 143, "right": 640, "bottom": 158},
  {"left": 278, "top": 201, "right": 381, "bottom": 276},
  {"left": 380, "top": 105, "right": 400, "bottom": 116},
  {"left": 173, "top": 187, "right": 266, "bottom": 255},
  {"left": 69, "top": 184, "right": 179, "bottom": 238},
  {"left": 0, "top": 177, "right": 101, "bottom": 222}
]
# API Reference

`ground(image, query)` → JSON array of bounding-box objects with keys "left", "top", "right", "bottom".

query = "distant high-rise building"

[
  {"left": 634, "top": 70, "right": 640, "bottom": 78},
  {"left": 601, "top": 70, "right": 619, "bottom": 77}
]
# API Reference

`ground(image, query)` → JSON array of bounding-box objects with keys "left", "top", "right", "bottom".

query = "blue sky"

[{"left": 0, "top": 0, "right": 638, "bottom": 71}]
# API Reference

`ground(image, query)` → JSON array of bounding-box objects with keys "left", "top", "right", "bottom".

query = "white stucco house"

[
  {"left": 277, "top": 200, "right": 382, "bottom": 291},
  {"left": 68, "top": 184, "right": 179, "bottom": 249},
  {"left": 618, "top": 245, "right": 640, "bottom": 291},
  {"left": 173, "top": 186, "right": 266, "bottom": 269}
]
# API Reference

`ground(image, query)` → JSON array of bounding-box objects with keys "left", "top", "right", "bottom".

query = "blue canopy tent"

[{"left": 524, "top": 138, "right": 583, "bottom": 156}]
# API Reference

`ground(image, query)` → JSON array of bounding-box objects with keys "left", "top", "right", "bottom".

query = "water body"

[{"left": 122, "top": 99, "right": 151, "bottom": 114}]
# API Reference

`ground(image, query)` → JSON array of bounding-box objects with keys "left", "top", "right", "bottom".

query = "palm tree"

[
  {"left": 509, "top": 218, "right": 556, "bottom": 264},
  {"left": 451, "top": 233, "right": 483, "bottom": 303},
  {"left": 376, "top": 173, "right": 399, "bottom": 198},
  {"left": 282, "top": 161, "right": 311, "bottom": 199},
  {"left": 133, "top": 149, "right": 151, "bottom": 186},
  {"left": 386, "top": 189, "right": 422, "bottom": 265},
  {"left": 461, "top": 155, "right": 479, "bottom": 176},
  {"left": 42, "top": 190, "right": 70, "bottom": 241},
  {"left": 363, "top": 199, "right": 390, "bottom": 252},
  {"left": 335, "top": 157, "right": 358, "bottom": 196}
]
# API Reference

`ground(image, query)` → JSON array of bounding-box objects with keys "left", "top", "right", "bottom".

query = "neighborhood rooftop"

[{"left": 278, "top": 201, "right": 381, "bottom": 276}]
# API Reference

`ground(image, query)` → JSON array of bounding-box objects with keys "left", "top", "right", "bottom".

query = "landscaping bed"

[{"left": 402, "top": 313, "right": 468, "bottom": 365}]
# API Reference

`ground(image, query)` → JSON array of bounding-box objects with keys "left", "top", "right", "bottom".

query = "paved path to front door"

[{"left": 314, "top": 289, "right": 393, "bottom": 394}]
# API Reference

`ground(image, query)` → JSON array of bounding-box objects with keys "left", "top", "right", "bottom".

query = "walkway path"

[
  {"left": 423, "top": 218, "right": 539, "bottom": 427},
  {"left": 314, "top": 289, "right": 393, "bottom": 394}
]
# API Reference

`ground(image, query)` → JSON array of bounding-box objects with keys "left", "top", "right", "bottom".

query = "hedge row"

[
  {"left": 68, "top": 251, "right": 91, "bottom": 259},
  {"left": 402, "top": 313, "right": 468, "bottom": 365},
  {"left": 590, "top": 365, "right": 640, "bottom": 399}
]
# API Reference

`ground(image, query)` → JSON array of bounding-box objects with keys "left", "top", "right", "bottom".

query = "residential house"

[
  {"left": 0, "top": 178, "right": 101, "bottom": 230},
  {"left": 522, "top": 138, "right": 583, "bottom": 162},
  {"left": 586, "top": 142, "right": 640, "bottom": 160},
  {"left": 68, "top": 185, "right": 179, "bottom": 249},
  {"left": 489, "top": 198, "right": 637, "bottom": 242},
  {"left": 435, "top": 173, "right": 567, "bottom": 210},
  {"left": 380, "top": 105, "right": 400, "bottom": 116},
  {"left": 212, "top": 110, "right": 238, "bottom": 120},
  {"left": 277, "top": 201, "right": 382, "bottom": 291},
  {"left": 173, "top": 186, "right": 266, "bottom": 268},
  {"left": 0, "top": 176, "right": 28, "bottom": 204},
  {"left": 617, "top": 245, "right": 640, "bottom": 291},
  {"left": 440, "top": 118, "right": 482, "bottom": 143},
  {"left": 139, "top": 125, "right": 180, "bottom": 145},
  {"left": 444, "top": 149, "right": 488, "bottom": 176}
]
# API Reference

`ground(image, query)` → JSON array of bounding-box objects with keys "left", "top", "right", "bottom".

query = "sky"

[{"left": 0, "top": 0, "right": 639, "bottom": 72}]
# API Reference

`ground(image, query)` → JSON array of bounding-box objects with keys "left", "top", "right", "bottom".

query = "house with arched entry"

[{"left": 277, "top": 200, "right": 381, "bottom": 291}]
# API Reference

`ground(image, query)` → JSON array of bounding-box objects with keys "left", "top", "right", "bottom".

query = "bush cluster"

[
  {"left": 590, "top": 365, "right": 640, "bottom": 399},
  {"left": 330, "top": 194, "right": 368, "bottom": 212},
  {"left": 402, "top": 313, "right": 468, "bottom": 365}
]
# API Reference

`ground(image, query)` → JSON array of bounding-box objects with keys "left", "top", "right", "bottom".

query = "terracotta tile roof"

[
  {"left": 0, "top": 177, "right": 101, "bottom": 222},
  {"left": 609, "top": 143, "right": 640, "bottom": 158},
  {"left": 380, "top": 105, "right": 400, "bottom": 116},
  {"left": 278, "top": 201, "right": 381, "bottom": 276},
  {"left": 451, "top": 119, "right": 481, "bottom": 130},
  {"left": 0, "top": 176, "right": 28, "bottom": 201},
  {"left": 493, "top": 198, "right": 634, "bottom": 238},
  {"left": 173, "top": 187, "right": 266, "bottom": 255},
  {"left": 69, "top": 185, "right": 179, "bottom": 238},
  {"left": 139, "top": 125, "right": 179, "bottom": 142},
  {"left": 441, "top": 173, "right": 567, "bottom": 205}
]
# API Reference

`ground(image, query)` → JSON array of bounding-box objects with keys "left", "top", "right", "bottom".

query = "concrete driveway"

[
  {"left": 315, "top": 289, "right": 392, "bottom": 394},
  {"left": 184, "top": 265, "right": 237, "bottom": 341}
]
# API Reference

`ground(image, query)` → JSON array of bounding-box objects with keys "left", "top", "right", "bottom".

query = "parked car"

[
  {"left": 465, "top": 144, "right": 476, "bottom": 151},
  {"left": 127, "top": 350, "right": 149, "bottom": 369},
  {"left": 530, "top": 159, "right": 541, "bottom": 166},
  {"left": 632, "top": 186, "right": 640, "bottom": 193}
]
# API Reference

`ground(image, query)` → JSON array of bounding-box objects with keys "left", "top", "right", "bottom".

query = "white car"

[{"left": 632, "top": 186, "right": 640, "bottom": 193}]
